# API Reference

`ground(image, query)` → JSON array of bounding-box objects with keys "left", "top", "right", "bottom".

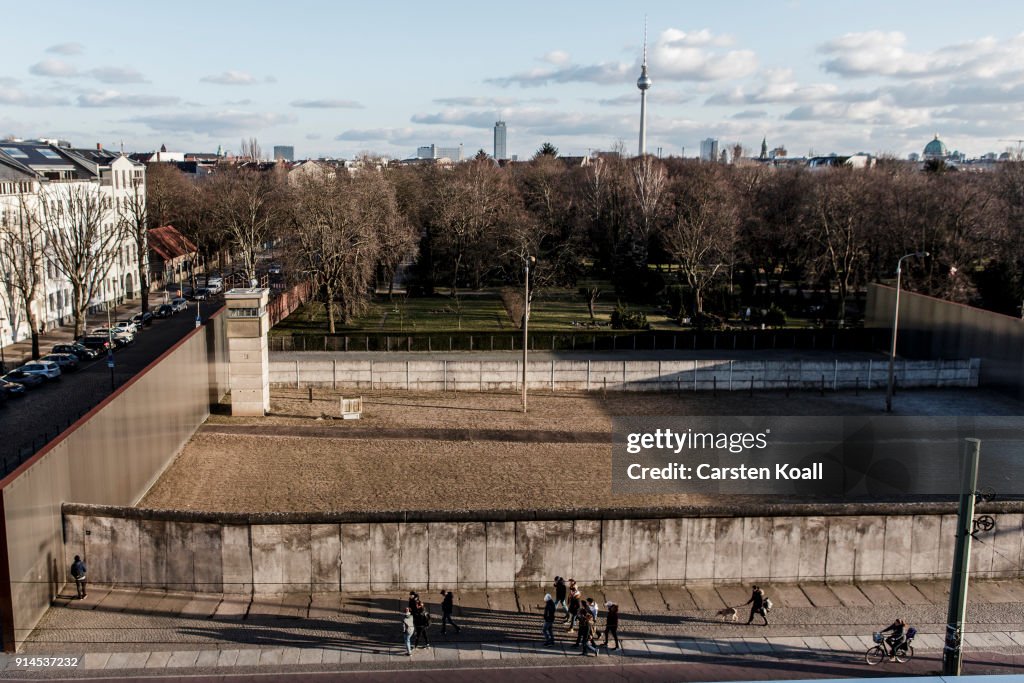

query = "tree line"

[{"left": 147, "top": 153, "right": 1024, "bottom": 330}]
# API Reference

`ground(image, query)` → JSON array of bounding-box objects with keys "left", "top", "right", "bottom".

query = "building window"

[
  {"left": 227, "top": 307, "right": 261, "bottom": 318},
  {"left": 49, "top": 293, "right": 55, "bottom": 311}
]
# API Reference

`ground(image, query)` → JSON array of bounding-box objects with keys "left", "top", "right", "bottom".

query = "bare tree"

[
  {"left": 628, "top": 155, "right": 668, "bottom": 266},
  {"left": 240, "top": 137, "right": 263, "bottom": 162},
  {"left": 659, "top": 164, "right": 738, "bottom": 316},
  {"left": 118, "top": 177, "right": 150, "bottom": 313},
  {"left": 0, "top": 195, "right": 45, "bottom": 357},
  {"left": 207, "top": 166, "right": 281, "bottom": 284},
  {"left": 373, "top": 175, "right": 418, "bottom": 299},
  {"left": 41, "top": 184, "right": 124, "bottom": 337}
]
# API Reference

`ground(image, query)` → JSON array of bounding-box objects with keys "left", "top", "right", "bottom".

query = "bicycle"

[{"left": 865, "top": 628, "right": 916, "bottom": 665}]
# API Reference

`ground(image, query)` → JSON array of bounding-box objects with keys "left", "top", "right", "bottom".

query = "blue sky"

[{"left": 3, "top": 1, "right": 1024, "bottom": 159}]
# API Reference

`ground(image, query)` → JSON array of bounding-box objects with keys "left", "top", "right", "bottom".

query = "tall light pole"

[
  {"left": 522, "top": 255, "right": 535, "bottom": 413},
  {"left": 885, "top": 251, "right": 928, "bottom": 413},
  {"left": 0, "top": 317, "right": 7, "bottom": 373}
]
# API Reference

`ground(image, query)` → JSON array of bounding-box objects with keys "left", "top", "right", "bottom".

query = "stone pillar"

[{"left": 225, "top": 288, "right": 270, "bottom": 416}]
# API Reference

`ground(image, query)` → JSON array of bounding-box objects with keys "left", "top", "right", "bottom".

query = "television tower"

[{"left": 636, "top": 19, "right": 652, "bottom": 156}]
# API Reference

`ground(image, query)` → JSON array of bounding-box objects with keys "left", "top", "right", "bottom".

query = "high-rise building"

[
  {"left": 273, "top": 145, "right": 294, "bottom": 162},
  {"left": 636, "top": 23, "right": 652, "bottom": 156},
  {"left": 700, "top": 138, "right": 719, "bottom": 162},
  {"left": 493, "top": 120, "right": 507, "bottom": 160},
  {"left": 417, "top": 144, "right": 464, "bottom": 161}
]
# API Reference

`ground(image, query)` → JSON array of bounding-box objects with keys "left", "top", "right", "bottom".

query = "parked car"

[
  {"left": 42, "top": 353, "right": 79, "bottom": 372},
  {"left": 0, "top": 379, "right": 26, "bottom": 398},
  {"left": 18, "top": 360, "right": 62, "bottom": 381},
  {"left": 52, "top": 342, "right": 101, "bottom": 360},
  {"left": 77, "top": 336, "right": 112, "bottom": 353},
  {"left": 171, "top": 297, "right": 188, "bottom": 313},
  {"left": 154, "top": 304, "right": 174, "bottom": 318},
  {"left": 189, "top": 288, "right": 210, "bottom": 301},
  {"left": 114, "top": 320, "right": 139, "bottom": 335},
  {"left": 2, "top": 370, "right": 45, "bottom": 388},
  {"left": 91, "top": 328, "right": 133, "bottom": 347},
  {"left": 267, "top": 263, "right": 283, "bottom": 275},
  {"left": 131, "top": 311, "right": 155, "bottom": 327}
]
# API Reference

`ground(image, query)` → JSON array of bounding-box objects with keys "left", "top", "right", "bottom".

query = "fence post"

[
  {"left": 693, "top": 360, "right": 698, "bottom": 391},
  {"left": 658, "top": 361, "right": 662, "bottom": 391},
  {"left": 408, "top": 337, "right": 412, "bottom": 352},
  {"left": 366, "top": 336, "right": 369, "bottom": 352},
  {"left": 867, "top": 359, "right": 873, "bottom": 389},
  {"left": 551, "top": 361, "right": 555, "bottom": 392},
  {"left": 622, "top": 361, "right": 627, "bottom": 391},
  {"left": 713, "top": 375, "right": 717, "bottom": 397},
  {"left": 295, "top": 360, "right": 300, "bottom": 388},
  {"left": 820, "top": 374, "right": 825, "bottom": 396},
  {"left": 369, "top": 359, "right": 373, "bottom": 392},
  {"left": 729, "top": 360, "right": 734, "bottom": 391},
  {"left": 587, "top": 360, "right": 592, "bottom": 392},
  {"left": 333, "top": 359, "right": 337, "bottom": 391},
  {"left": 750, "top": 375, "right": 754, "bottom": 397},
  {"left": 308, "top": 387, "right": 313, "bottom": 403},
  {"left": 406, "top": 361, "right": 410, "bottom": 391},
  {"left": 345, "top": 336, "right": 349, "bottom": 352},
  {"left": 443, "top": 360, "right": 448, "bottom": 392}
]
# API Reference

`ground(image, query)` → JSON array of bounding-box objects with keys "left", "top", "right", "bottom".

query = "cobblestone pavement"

[{"left": 7, "top": 580, "right": 1023, "bottom": 679}]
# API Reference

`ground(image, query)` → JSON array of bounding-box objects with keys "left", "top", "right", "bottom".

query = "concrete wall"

[
  {"left": 269, "top": 357, "right": 979, "bottom": 392},
  {"left": 867, "top": 284, "right": 1024, "bottom": 396},
  {"left": 0, "top": 313, "right": 228, "bottom": 651},
  {"left": 61, "top": 503, "right": 1024, "bottom": 593}
]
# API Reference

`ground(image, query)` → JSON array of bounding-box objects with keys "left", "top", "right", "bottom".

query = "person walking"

[
  {"left": 554, "top": 576, "right": 568, "bottom": 617},
  {"left": 408, "top": 591, "right": 419, "bottom": 612},
  {"left": 573, "top": 603, "right": 591, "bottom": 645},
  {"left": 566, "top": 583, "right": 582, "bottom": 631},
  {"left": 402, "top": 607, "right": 415, "bottom": 656},
  {"left": 70, "top": 555, "right": 87, "bottom": 599},
  {"left": 542, "top": 593, "right": 556, "bottom": 646},
  {"left": 439, "top": 590, "right": 461, "bottom": 634},
  {"left": 578, "top": 611, "right": 598, "bottom": 656},
  {"left": 412, "top": 599, "right": 431, "bottom": 648},
  {"left": 601, "top": 602, "right": 620, "bottom": 650},
  {"left": 745, "top": 585, "right": 769, "bottom": 626}
]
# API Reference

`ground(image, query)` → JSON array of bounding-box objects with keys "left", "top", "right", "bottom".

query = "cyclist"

[{"left": 880, "top": 618, "right": 907, "bottom": 659}]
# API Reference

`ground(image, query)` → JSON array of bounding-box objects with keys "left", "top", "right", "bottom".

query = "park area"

[{"left": 137, "top": 386, "right": 1024, "bottom": 514}]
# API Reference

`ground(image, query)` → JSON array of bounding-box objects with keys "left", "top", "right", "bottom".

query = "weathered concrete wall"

[
  {"left": 269, "top": 357, "right": 979, "bottom": 392},
  {"left": 867, "top": 284, "right": 1024, "bottom": 396},
  {"left": 0, "top": 313, "right": 229, "bottom": 651},
  {"left": 62, "top": 503, "right": 1024, "bottom": 593}
]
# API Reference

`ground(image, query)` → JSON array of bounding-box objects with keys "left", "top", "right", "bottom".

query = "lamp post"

[
  {"left": 105, "top": 301, "right": 115, "bottom": 392},
  {"left": 0, "top": 317, "right": 7, "bottom": 373},
  {"left": 522, "top": 255, "right": 535, "bottom": 413},
  {"left": 885, "top": 251, "right": 928, "bottom": 413}
]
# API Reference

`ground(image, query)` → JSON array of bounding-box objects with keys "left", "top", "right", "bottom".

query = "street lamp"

[
  {"left": 0, "top": 317, "right": 7, "bottom": 373},
  {"left": 885, "top": 251, "right": 929, "bottom": 413},
  {"left": 522, "top": 255, "right": 535, "bottom": 413}
]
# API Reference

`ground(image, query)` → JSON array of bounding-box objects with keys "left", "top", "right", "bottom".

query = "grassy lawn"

[{"left": 273, "top": 287, "right": 688, "bottom": 335}]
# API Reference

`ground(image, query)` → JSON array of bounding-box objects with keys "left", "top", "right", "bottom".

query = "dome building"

[{"left": 923, "top": 135, "right": 950, "bottom": 161}]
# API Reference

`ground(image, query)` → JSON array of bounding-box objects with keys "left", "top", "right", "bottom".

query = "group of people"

[
  {"left": 401, "top": 590, "right": 461, "bottom": 656},
  {"left": 545, "top": 576, "right": 620, "bottom": 655}
]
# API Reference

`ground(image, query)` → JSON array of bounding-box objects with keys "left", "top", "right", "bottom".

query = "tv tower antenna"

[{"left": 636, "top": 16, "right": 652, "bottom": 157}]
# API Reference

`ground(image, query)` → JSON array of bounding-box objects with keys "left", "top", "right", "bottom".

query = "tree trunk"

[{"left": 326, "top": 285, "right": 336, "bottom": 334}]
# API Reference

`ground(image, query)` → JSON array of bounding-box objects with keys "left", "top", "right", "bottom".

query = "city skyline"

[{"left": 3, "top": 1, "right": 1024, "bottom": 159}]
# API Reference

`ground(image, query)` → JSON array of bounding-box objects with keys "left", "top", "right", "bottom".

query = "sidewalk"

[
  {"left": 10, "top": 580, "right": 1024, "bottom": 677},
  {"left": 0, "top": 299, "right": 146, "bottom": 370}
]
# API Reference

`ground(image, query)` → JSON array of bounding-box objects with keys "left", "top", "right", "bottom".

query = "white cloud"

[
  {"left": 291, "top": 99, "right": 364, "bottom": 109},
  {"left": 29, "top": 59, "right": 78, "bottom": 78},
  {"left": 335, "top": 127, "right": 419, "bottom": 144},
  {"left": 543, "top": 50, "right": 571, "bottom": 65},
  {"left": 89, "top": 67, "right": 147, "bottom": 84},
  {"left": 596, "top": 90, "right": 693, "bottom": 106},
  {"left": 486, "top": 62, "right": 632, "bottom": 87},
  {"left": 46, "top": 42, "right": 85, "bottom": 56},
  {"left": 0, "top": 89, "right": 69, "bottom": 107},
  {"left": 819, "top": 31, "right": 1024, "bottom": 81},
  {"left": 200, "top": 70, "right": 264, "bottom": 86},
  {"left": 412, "top": 108, "right": 628, "bottom": 137},
  {"left": 78, "top": 90, "right": 179, "bottom": 108},
  {"left": 432, "top": 96, "right": 557, "bottom": 107},
  {"left": 651, "top": 28, "right": 757, "bottom": 81},
  {"left": 132, "top": 111, "right": 294, "bottom": 136}
]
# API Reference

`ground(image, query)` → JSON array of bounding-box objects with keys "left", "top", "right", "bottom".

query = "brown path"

[{"left": 199, "top": 423, "right": 608, "bottom": 443}]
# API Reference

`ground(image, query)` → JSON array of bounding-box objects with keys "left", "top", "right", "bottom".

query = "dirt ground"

[{"left": 138, "top": 387, "right": 1022, "bottom": 513}]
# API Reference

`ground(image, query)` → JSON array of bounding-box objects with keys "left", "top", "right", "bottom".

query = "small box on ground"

[{"left": 340, "top": 397, "right": 363, "bottom": 420}]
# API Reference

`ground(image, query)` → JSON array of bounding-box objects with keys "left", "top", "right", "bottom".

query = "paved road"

[
  {"left": 10, "top": 580, "right": 1023, "bottom": 680},
  {"left": 0, "top": 299, "right": 221, "bottom": 475}
]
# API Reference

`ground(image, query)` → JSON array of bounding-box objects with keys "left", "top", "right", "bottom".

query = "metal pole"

[
  {"left": 943, "top": 438, "right": 981, "bottom": 676},
  {"left": 522, "top": 257, "right": 530, "bottom": 413},
  {"left": 886, "top": 252, "right": 928, "bottom": 413}
]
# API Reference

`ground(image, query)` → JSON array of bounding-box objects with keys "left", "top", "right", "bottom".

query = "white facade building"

[{"left": 0, "top": 141, "right": 145, "bottom": 349}]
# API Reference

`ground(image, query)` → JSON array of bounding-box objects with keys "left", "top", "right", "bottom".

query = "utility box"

[{"left": 225, "top": 287, "right": 271, "bottom": 416}]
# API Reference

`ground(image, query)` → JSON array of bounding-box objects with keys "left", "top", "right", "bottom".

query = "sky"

[{"left": 3, "top": 1, "right": 1024, "bottom": 160}]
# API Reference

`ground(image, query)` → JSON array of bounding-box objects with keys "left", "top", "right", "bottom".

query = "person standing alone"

[{"left": 70, "top": 555, "right": 87, "bottom": 599}]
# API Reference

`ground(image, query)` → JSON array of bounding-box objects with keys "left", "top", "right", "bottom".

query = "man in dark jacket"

[
  {"left": 601, "top": 601, "right": 620, "bottom": 650},
  {"left": 745, "top": 585, "right": 768, "bottom": 625},
  {"left": 439, "top": 590, "right": 461, "bottom": 634},
  {"left": 542, "top": 593, "right": 556, "bottom": 645},
  {"left": 70, "top": 555, "right": 87, "bottom": 599},
  {"left": 412, "top": 600, "right": 431, "bottom": 648},
  {"left": 554, "top": 576, "right": 568, "bottom": 618},
  {"left": 881, "top": 619, "right": 907, "bottom": 659}
]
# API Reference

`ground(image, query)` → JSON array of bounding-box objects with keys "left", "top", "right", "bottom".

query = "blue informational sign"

[{"left": 107, "top": 352, "right": 114, "bottom": 369}]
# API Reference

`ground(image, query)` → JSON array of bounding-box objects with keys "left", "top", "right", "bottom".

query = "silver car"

[{"left": 18, "top": 360, "right": 62, "bottom": 381}]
